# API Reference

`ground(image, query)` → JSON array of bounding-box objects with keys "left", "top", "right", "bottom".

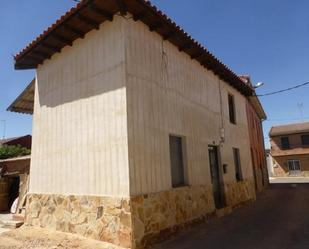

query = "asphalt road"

[{"left": 153, "top": 184, "right": 309, "bottom": 249}]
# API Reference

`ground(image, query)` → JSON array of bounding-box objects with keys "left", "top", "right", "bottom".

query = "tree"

[{"left": 0, "top": 145, "right": 31, "bottom": 160}]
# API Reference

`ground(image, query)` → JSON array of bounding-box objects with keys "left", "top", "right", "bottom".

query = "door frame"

[{"left": 208, "top": 145, "right": 226, "bottom": 209}]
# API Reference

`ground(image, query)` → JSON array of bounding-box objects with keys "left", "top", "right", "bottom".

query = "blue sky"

[{"left": 1, "top": 0, "right": 309, "bottom": 148}]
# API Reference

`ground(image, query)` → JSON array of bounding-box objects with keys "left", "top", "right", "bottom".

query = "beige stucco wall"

[
  {"left": 124, "top": 19, "right": 254, "bottom": 196},
  {"left": 30, "top": 17, "right": 130, "bottom": 197},
  {"left": 30, "top": 16, "right": 254, "bottom": 199}
]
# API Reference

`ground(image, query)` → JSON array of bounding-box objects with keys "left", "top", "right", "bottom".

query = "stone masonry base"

[
  {"left": 25, "top": 180, "right": 255, "bottom": 249},
  {"left": 26, "top": 194, "right": 132, "bottom": 248}
]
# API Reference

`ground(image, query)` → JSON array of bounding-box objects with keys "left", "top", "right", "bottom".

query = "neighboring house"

[
  {"left": 240, "top": 76, "right": 268, "bottom": 192},
  {"left": 269, "top": 122, "right": 309, "bottom": 176},
  {"left": 0, "top": 135, "right": 31, "bottom": 213},
  {"left": 0, "top": 135, "right": 32, "bottom": 149},
  {"left": 9, "top": 1, "right": 264, "bottom": 248}
]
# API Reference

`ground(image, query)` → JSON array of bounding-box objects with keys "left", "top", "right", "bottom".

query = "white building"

[{"left": 10, "top": 1, "right": 257, "bottom": 248}]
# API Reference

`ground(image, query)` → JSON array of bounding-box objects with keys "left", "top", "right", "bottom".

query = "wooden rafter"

[
  {"left": 63, "top": 24, "right": 85, "bottom": 38},
  {"left": 178, "top": 43, "right": 191, "bottom": 52},
  {"left": 89, "top": 4, "right": 113, "bottom": 21},
  {"left": 190, "top": 52, "right": 202, "bottom": 60},
  {"left": 53, "top": 34, "right": 73, "bottom": 46},
  {"left": 116, "top": 0, "right": 127, "bottom": 15},
  {"left": 163, "top": 31, "right": 175, "bottom": 40},
  {"left": 133, "top": 12, "right": 146, "bottom": 21},
  {"left": 77, "top": 14, "right": 100, "bottom": 29},
  {"left": 32, "top": 50, "right": 51, "bottom": 58},
  {"left": 149, "top": 22, "right": 163, "bottom": 32},
  {"left": 40, "top": 43, "right": 62, "bottom": 53}
]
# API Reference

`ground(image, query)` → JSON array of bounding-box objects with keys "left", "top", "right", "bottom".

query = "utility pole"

[{"left": 0, "top": 120, "right": 6, "bottom": 140}]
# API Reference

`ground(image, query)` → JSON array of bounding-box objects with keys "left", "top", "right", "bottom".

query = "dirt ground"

[{"left": 0, "top": 226, "right": 125, "bottom": 249}]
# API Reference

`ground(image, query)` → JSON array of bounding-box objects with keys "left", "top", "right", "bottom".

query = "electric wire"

[{"left": 257, "top": 81, "right": 309, "bottom": 97}]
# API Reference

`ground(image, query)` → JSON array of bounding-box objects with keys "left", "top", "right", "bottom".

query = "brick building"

[
  {"left": 269, "top": 122, "right": 309, "bottom": 176},
  {"left": 240, "top": 76, "right": 268, "bottom": 191}
]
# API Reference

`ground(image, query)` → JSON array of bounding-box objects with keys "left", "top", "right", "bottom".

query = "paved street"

[{"left": 153, "top": 183, "right": 309, "bottom": 249}]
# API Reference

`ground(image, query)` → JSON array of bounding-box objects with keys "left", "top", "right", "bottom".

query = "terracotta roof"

[
  {"left": 7, "top": 79, "right": 34, "bottom": 115},
  {"left": 0, "top": 137, "right": 20, "bottom": 145},
  {"left": 269, "top": 122, "right": 309, "bottom": 137},
  {"left": 14, "top": 0, "right": 253, "bottom": 96},
  {"left": 0, "top": 135, "right": 32, "bottom": 149}
]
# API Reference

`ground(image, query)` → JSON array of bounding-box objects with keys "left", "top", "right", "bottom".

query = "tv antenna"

[
  {"left": 0, "top": 120, "right": 6, "bottom": 140},
  {"left": 297, "top": 103, "right": 304, "bottom": 122}
]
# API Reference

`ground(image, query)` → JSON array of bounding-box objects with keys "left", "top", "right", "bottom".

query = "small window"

[
  {"left": 169, "top": 135, "right": 186, "bottom": 188},
  {"left": 288, "top": 160, "right": 301, "bottom": 171},
  {"left": 301, "top": 135, "right": 309, "bottom": 146},
  {"left": 233, "top": 148, "right": 243, "bottom": 181},
  {"left": 281, "top": 137, "right": 290, "bottom": 149},
  {"left": 228, "top": 94, "right": 236, "bottom": 124}
]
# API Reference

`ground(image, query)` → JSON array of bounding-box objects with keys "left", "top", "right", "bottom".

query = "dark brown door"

[{"left": 208, "top": 146, "right": 225, "bottom": 209}]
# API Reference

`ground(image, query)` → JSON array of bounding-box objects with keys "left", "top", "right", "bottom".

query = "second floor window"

[
  {"left": 301, "top": 135, "right": 309, "bottom": 146},
  {"left": 228, "top": 94, "right": 236, "bottom": 124},
  {"left": 281, "top": 137, "right": 290, "bottom": 149}
]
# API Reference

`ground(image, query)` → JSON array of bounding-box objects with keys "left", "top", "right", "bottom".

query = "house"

[
  {"left": 0, "top": 135, "right": 32, "bottom": 149},
  {"left": 9, "top": 1, "right": 264, "bottom": 248},
  {"left": 269, "top": 122, "right": 309, "bottom": 176},
  {"left": 240, "top": 76, "right": 268, "bottom": 192},
  {"left": 0, "top": 135, "right": 31, "bottom": 213}
]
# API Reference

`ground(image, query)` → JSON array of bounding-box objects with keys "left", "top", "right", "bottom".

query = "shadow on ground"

[{"left": 152, "top": 184, "right": 309, "bottom": 249}]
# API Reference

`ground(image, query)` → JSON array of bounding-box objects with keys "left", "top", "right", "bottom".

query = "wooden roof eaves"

[
  {"left": 14, "top": 0, "right": 254, "bottom": 97},
  {"left": 7, "top": 79, "right": 35, "bottom": 115}
]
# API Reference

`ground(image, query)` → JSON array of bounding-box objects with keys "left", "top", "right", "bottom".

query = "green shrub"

[{"left": 0, "top": 145, "right": 31, "bottom": 159}]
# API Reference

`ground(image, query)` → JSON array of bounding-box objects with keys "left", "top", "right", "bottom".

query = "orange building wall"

[
  {"left": 272, "top": 154, "right": 309, "bottom": 176},
  {"left": 246, "top": 101, "right": 268, "bottom": 192}
]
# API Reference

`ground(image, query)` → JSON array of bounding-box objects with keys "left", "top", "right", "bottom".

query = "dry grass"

[{"left": 0, "top": 226, "right": 125, "bottom": 249}]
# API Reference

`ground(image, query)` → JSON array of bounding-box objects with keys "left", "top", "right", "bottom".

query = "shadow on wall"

[
  {"left": 35, "top": 18, "right": 126, "bottom": 109},
  {"left": 36, "top": 61, "right": 126, "bottom": 109}
]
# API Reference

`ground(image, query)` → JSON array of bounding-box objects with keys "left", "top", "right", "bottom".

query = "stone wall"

[
  {"left": 131, "top": 185, "right": 214, "bottom": 248},
  {"left": 25, "top": 194, "right": 132, "bottom": 248},
  {"left": 25, "top": 181, "right": 255, "bottom": 249},
  {"left": 130, "top": 182, "right": 255, "bottom": 248},
  {"left": 224, "top": 179, "right": 256, "bottom": 207}
]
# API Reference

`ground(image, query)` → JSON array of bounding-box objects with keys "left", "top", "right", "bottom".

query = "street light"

[{"left": 254, "top": 82, "right": 264, "bottom": 89}]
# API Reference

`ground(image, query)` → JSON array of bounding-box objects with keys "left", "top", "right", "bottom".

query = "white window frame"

[{"left": 287, "top": 160, "right": 301, "bottom": 172}]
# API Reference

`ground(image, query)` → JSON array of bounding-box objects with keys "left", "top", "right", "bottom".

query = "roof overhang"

[
  {"left": 269, "top": 122, "right": 309, "bottom": 137},
  {"left": 14, "top": 0, "right": 253, "bottom": 97},
  {"left": 7, "top": 79, "right": 34, "bottom": 115},
  {"left": 248, "top": 95, "right": 267, "bottom": 121}
]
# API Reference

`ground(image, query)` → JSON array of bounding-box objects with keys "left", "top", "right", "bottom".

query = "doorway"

[
  {"left": 208, "top": 145, "right": 225, "bottom": 209},
  {"left": 8, "top": 177, "right": 20, "bottom": 208}
]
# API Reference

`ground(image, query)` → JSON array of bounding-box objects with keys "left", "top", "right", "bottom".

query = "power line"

[
  {"left": 257, "top": 81, "right": 309, "bottom": 97},
  {"left": 264, "top": 117, "right": 309, "bottom": 122}
]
